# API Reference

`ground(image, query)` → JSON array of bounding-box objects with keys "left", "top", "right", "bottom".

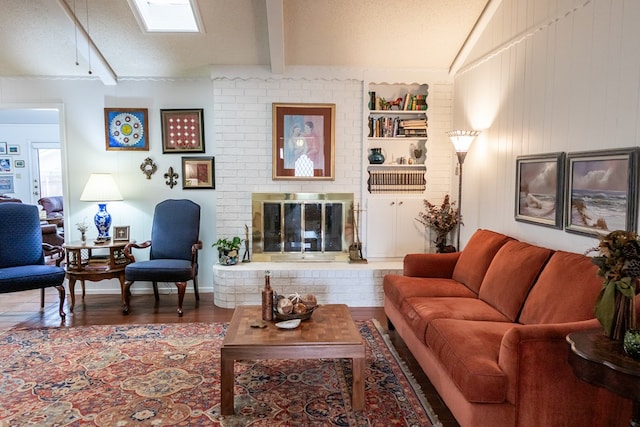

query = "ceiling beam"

[
  {"left": 55, "top": 0, "right": 117, "bottom": 85},
  {"left": 265, "top": 0, "right": 285, "bottom": 75},
  {"left": 449, "top": 0, "right": 502, "bottom": 77}
]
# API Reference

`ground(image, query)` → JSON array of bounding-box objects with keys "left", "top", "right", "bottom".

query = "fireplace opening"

[{"left": 252, "top": 193, "right": 354, "bottom": 261}]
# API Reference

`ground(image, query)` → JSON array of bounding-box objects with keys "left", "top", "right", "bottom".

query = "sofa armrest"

[
  {"left": 498, "top": 319, "right": 610, "bottom": 424},
  {"left": 403, "top": 252, "right": 460, "bottom": 278}
]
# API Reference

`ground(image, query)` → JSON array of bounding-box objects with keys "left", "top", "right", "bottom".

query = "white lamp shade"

[
  {"left": 80, "top": 173, "right": 123, "bottom": 202},
  {"left": 446, "top": 130, "right": 480, "bottom": 153}
]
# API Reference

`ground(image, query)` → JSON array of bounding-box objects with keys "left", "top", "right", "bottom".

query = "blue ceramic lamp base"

[{"left": 94, "top": 203, "right": 112, "bottom": 239}]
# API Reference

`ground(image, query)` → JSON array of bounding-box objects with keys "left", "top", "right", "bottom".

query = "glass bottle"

[{"left": 262, "top": 270, "right": 273, "bottom": 321}]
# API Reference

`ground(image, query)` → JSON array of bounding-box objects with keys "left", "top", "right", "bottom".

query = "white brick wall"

[
  {"left": 213, "top": 77, "right": 364, "bottom": 239},
  {"left": 213, "top": 261, "right": 402, "bottom": 308}
]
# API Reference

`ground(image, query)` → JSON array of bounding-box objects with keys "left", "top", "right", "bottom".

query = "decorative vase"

[
  {"left": 81, "top": 231, "right": 86, "bottom": 244},
  {"left": 368, "top": 148, "right": 385, "bottom": 164},
  {"left": 94, "top": 203, "right": 112, "bottom": 239},
  {"left": 218, "top": 249, "right": 239, "bottom": 266}
]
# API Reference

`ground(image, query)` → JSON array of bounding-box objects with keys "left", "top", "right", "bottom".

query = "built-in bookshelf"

[{"left": 367, "top": 164, "right": 426, "bottom": 194}]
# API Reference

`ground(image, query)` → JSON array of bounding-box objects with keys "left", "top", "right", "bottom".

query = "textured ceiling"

[{"left": 0, "top": 0, "right": 489, "bottom": 83}]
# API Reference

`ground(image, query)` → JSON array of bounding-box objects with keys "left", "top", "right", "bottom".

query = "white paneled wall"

[{"left": 452, "top": 0, "right": 640, "bottom": 253}]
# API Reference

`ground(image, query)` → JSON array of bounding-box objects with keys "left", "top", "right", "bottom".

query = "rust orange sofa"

[{"left": 384, "top": 229, "right": 633, "bottom": 427}]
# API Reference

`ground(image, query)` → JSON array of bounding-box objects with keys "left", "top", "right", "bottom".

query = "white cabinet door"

[{"left": 365, "top": 197, "right": 426, "bottom": 258}]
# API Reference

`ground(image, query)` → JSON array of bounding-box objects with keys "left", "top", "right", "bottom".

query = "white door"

[{"left": 29, "top": 142, "right": 62, "bottom": 205}]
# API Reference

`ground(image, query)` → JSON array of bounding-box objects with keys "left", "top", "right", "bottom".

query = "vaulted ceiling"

[{"left": 0, "top": 0, "right": 490, "bottom": 85}]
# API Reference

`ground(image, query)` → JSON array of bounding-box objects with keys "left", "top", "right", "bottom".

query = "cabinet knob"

[
  {"left": 390, "top": 201, "right": 395, "bottom": 206},
  {"left": 398, "top": 201, "right": 404, "bottom": 206}
]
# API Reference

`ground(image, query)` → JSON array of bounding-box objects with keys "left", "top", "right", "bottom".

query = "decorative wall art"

[
  {"left": 161, "top": 109, "right": 205, "bottom": 153},
  {"left": 514, "top": 152, "right": 565, "bottom": 229},
  {"left": 104, "top": 108, "right": 149, "bottom": 151},
  {"left": 0, "top": 143, "right": 6, "bottom": 155},
  {"left": 14, "top": 160, "right": 25, "bottom": 168},
  {"left": 0, "top": 158, "right": 11, "bottom": 172},
  {"left": 7, "top": 145, "right": 19, "bottom": 155},
  {"left": 0, "top": 175, "right": 14, "bottom": 193},
  {"left": 565, "top": 148, "right": 639, "bottom": 236},
  {"left": 140, "top": 157, "right": 157, "bottom": 180},
  {"left": 272, "top": 103, "right": 335, "bottom": 180},
  {"left": 182, "top": 156, "right": 214, "bottom": 189}
]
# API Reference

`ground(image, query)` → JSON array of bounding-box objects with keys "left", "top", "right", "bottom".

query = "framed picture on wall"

[
  {"left": 181, "top": 156, "right": 215, "bottom": 189},
  {"left": 0, "top": 175, "right": 14, "bottom": 193},
  {"left": 514, "top": 152, "right": 565, "bottom": 229},
  {"left": 272, "top": 103, "right": 335, "bottom": 180},
  {"left": 160, "top": 109, "right": 205, "bottom": 153},
  {"left": 14, "top": 160, "right": 25, "bottom": 168},
  {"left": 8, "top": 145, "right": 19, "bottom": 155},
  {"left": 0, "top": 143, "right": 6, "bottom": 155},
  {"left": 565, "top": 148, "right": 639, "bottom": 236},
  {"left": 104, "top": 108, "right": 149, "bottom": 151},
  {"left": 0, "top": 158, "right": 11, "bottom": 172}
]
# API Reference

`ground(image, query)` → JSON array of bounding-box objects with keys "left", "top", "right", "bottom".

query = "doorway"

[{"left": 30, "top": 142, "right": 63, "bottom": 205}]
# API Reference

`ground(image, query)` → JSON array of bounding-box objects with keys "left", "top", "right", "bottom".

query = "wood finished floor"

[{"left": 0, "top": 290, "right": 460, "bottom": 427}]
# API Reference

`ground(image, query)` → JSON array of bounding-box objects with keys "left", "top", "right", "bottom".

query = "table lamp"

[{"left": 80, "top": 173, "right": 123, "bottom": 240}]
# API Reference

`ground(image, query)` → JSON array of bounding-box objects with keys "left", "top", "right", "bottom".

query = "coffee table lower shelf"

[{"left": 220, "top": 304, "right": 365, "bottom": 415}]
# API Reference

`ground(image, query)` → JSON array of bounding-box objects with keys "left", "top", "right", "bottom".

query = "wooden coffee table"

[{"left": 220, "top": 304, "right": 365, "bottom": 415}]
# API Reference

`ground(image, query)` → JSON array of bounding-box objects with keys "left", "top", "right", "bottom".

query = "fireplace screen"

[{"left": 252, "top": 193, "right": 354, "bottom": 261}]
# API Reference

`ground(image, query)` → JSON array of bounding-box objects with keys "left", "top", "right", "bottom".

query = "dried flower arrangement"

[
  {"left": 585, "top": 230, "right": 639, "bottom": 339},
  {"left": 416, "top": 194, "right": 460, "bottom": 253}
]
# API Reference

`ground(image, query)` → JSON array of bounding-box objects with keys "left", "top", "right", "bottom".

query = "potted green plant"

[{"left": 213, "top": 236, "right": 244, "bottom": 266}]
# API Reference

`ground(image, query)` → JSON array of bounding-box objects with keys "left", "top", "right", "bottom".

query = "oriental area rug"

[{"left": 0, "top": 320, "right": 442, "bottom": 426}]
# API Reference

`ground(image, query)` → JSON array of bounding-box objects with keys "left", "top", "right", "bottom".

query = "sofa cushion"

[
  {"left": 478, "top": 241, "right": 553, "bottom": 321},
  {"left": 452, "top": 229, "right": 514, "bottom": 294},
  {"left": 426, "top": 318, "right": 512, "bottom": 403},
  {"left": 519, "top": 251, "right": 603, "bottom": 324},
  {"left": 383, "top": 275, "right": 477, "bottom": 310},
  {"left": 401, "top": 296, "right": 510, "bottom": 343}
]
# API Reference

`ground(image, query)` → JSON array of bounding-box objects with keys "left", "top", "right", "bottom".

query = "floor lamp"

[{"left": 446, "top": 130, "right": 480, "bottom": 250}]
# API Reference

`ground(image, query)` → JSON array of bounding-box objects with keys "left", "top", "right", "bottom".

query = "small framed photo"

[
  {"left": 182, "top": 156, "right": 215, "bottom": 189},
  {"left": 0, "top": 175, "right": 14, "bottom": 193},
  {"left": 0, "top": 158, "right": 11, "bottom": 172},
  {"left": 272, "top": 103, "right": 335, "bottom": 180},
  {"left": 0, "top": 142, "right": 6, "bottom": 155},
  {"left": 565, "top": 147, "right": 639, "bottom": 236},
  {"left": 7, "top": 145, "right": 19, "bottom": 155},
  {"left": 113, "top": 226, "right": 130, "bottom": 241},
  {"left": 14, "top": 159, "right": 25, "bottom": 168},
  {"left": 104, "top": 108, "right": 149, "bottom": 151},
  {"left": 515, "top": 152, "right": 565, "bottom": 229},
  {"left": 161, "top": 109, "right": 205, "bottom": 153}
]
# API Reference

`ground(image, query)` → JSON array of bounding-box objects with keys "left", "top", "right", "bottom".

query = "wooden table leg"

[
  {"left": 68, "top": 276, "right": 76, "bottom": 312},
  {"left": 220, "top": 349, "right": 235, "bottom": 415},
  {"left": 351, "top": 355, "right": 365, "bottom": 411}
]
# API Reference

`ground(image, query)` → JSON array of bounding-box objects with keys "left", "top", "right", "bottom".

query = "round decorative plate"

[{"left": 109, "top": 112, "right": 144, "bottom": 147}]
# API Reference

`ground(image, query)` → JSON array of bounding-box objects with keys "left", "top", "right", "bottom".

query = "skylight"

[{"left": 129, "top": 0, "right": 202, "bottom": 33}]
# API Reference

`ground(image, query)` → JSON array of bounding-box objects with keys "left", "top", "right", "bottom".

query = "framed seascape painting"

[
  {"left": 160, "top": 109, "right": 205, "bottom": 153},
  {"left": 104, "top": 108, "right": 149, "bottom": 151},
  {"left": 515, "top": 152, "right": 565, "bottom": 229},
  {"left": 272, "top": 103, "right": 335, "bottom": 180},
  {"left": 565, "top": 148, "right": 639, "bottom": 236}
]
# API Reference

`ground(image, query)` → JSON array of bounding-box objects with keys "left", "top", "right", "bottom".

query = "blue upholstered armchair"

[
  {"left": 0, "top": 203, "right": 66, "bottom": 318},
  {"left": 123, "top": 199, "right": 201, "bottom": 316}
]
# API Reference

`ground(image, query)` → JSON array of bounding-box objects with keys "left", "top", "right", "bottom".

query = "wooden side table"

[
  {"left": 567, "top": 328, "right": 640, "bottom": 427},
  {"left": 63, "top": 239, "right": 132, "bottom": 312}
]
